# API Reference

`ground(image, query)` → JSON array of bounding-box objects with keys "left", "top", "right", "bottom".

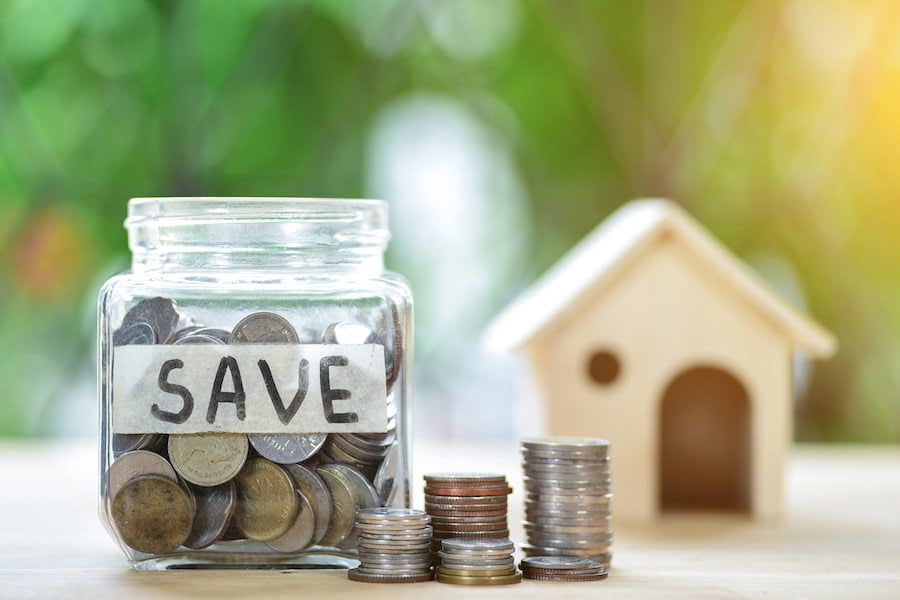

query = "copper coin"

[
  {"left": 233, "top": 458, "right": 299, "bottom": 542},
  {"left": 111, "top": 474, "right": 193, "bottom": 554},
  {"left": 424, "top": 494, "right": 507, "bottom": 505},
  {"left": 426, "top": 508, "right": 507, "bottom": 517},
  {"left": 425, "top": 487, "right": 512, "bottom": 497}
]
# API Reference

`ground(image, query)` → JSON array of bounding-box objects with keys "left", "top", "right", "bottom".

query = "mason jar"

[{"left": 97, "top": 198, "right": 413, "bottom": 570}]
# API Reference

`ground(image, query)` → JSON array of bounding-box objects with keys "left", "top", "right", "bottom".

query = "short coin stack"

[
  {"left": 435, "top": 538, "right": 521, "bottom": 585},
  {"left": 423, "top": 473, "right": 512, "bottom": 564},
  {"left": 521, "top": 437, "right": 613, "bottom": 565},
  {"left": 348, "top": 508, "right": 434, "bottom": 583},
  {"left": 520, "top": 556, "right": 608, "bottom": 582}
]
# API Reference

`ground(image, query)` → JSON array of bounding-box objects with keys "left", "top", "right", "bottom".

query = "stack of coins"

[
  {"left": 422, "top": 474, "right": 512, "bottom": 564},
  {"left": 435, "top": 538, "right": 521, "bottom": 585},
  {"left": 106, "top": 300, "right": 405, "bottom": 556},
  {"left": 348, "top": 508, "right": 434, "bottom": 583},
  {"left": 520, "top": 556, "right": 608, "bottom": 582},
  {"left": 521, "top": 437, "right": 613, "bottom": 565}
]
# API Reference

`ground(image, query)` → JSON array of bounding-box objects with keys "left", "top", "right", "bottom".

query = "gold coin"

[
  {"left": 437, "top": 566, "right": 517, "bottom": 577},
  {"left": 233, "top": 458, "right": 298, "bottom": 541},
  {"left": 168, "top": 433, "right": 248, "bottom": 486},
  {"left": 111, "top": 474, "right": 193, "bottom": 554},
  {"left": 436, "top": 572, "right": 522, "bottom": 585},
  {"left": 316, "top": 465, "right": 358, "bottom": 547}
]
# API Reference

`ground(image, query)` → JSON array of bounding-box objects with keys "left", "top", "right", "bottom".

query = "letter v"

[{"left": 258, "top": 359, "right": 309, "bottom": 425}]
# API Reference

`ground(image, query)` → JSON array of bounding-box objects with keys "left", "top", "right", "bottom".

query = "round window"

[{"left": 587, "top": 350, "right": 621, "bottom": 385}]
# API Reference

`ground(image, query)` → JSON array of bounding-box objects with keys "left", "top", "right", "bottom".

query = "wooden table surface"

[{"left": 1, "top": 440, "right": 898, "bottom": 599}]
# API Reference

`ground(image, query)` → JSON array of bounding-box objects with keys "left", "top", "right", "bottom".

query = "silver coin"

[
  {"left": 356, "top": 522, "right": 432, "bottom": 534},
  {"left": 521, "top": 437, "right": 610, "bottom": 451},
  {"left": 356, "top": 507, "right": 427, "bottom": 522},
  {"left": 173, "top": 333, "right": 227, "bottom": 346},
  {"left": 441, "top": 538, "right": 514, "bottom": 553},
  {"left": 526, "top": 492, "right": 613, "bottom": 504},
  {"left": 230, "top": 312, "right": 299, "bottom": 344},
  {"left": 167, "top": 325, "right": 205, "bottom": 343},
  {"left": 355, "top": 565, "right": 433, "bottom": 576},
  {"left": 184, "top": 481, "right": 236, "bottom": 549},
  {"left": 111, "top": 433, "right": 160, "bottom": 455},
  {"left": 249, "top": 433, "right": 327, "bottom": 464},
  {"left": 318, "top": 463, "right": 381, "bottom": 548},
  {"left": 106, "top": 450, "right": 178, "bottom": 500},
  {"left": 267, "top": 487, "right": 317, "bottom": 553},
  {"left": 121, "top": 297, "right": 179, "bottom": 344},
  {"left": 524, "top": 523, "right": 611, "bottom": 535},
  {"left": 437, "top": 556, "right": 515, "bottom": 568},
  {"left": 522, "top": 454, "right": 611, "bottom": 465},
  {"left": 322, "top": 321, "right": 378, "bottom": 345},
  {"left": 359, "top": 552, "right": 432, "bottom": 563},
  {"left": 520, "top": 556, "right": 600, "bottom": 570},
  {"left": 282, "top": 463, "right": 332, "bottom": 545},
  {"left": 113, "top": 322, "right": 157, "bottom": 346}
]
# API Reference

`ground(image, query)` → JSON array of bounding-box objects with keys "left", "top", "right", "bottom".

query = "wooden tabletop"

[{"left": 1, "top": 440, "right": 898, "bottom": 599}]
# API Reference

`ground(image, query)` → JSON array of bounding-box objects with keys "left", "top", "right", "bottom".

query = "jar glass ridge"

[{"left": 98, "top": 198, "right": 413, "bottom": 570}]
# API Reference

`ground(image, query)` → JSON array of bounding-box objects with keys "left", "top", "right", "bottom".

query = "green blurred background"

[{"left": 0, "top": 0, "right": 897, "bottom": 442}]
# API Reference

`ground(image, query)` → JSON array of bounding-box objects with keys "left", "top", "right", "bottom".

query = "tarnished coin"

[
  {"left": 168, "top": 433, "right": 249, "bottom": 487},
  {"left": 267, "top": 487, "right": 317, "bottom": 552},
  {"left": 230, "top": 312, "right": 299, "bottom": 344},
  {"left": 356, "top": 507, "right": 428, "bottom": 524},
  {"left": 524, "top": 571, "right": 608, "bottom": 582},
  {"left": 249, "top": 433, "right": 327, "bottom": 464},
  {"left": 111, "top": 474, "right": 193, "bottom": 554},
  {"left": 437, "top": 566, "right": 516, "bottom": 577},
  {"left": 282, "top": 463, "right": 332, "bottom": 545},
  {"left": 441, "top": 537, "right": 515, "bottom": 554},
  {"left": 424, "top": 494, "right": 507, "bottom": 505},
  {"left": 233, "top": 458, "right": 299, "bottom": 542},
  {"left": 184, "top": 481, "right": 236, "bottom": 549},
  {"left": 107, "top": 450, "right": 178, "bottom": 500},
  {"left": 121, "top": 297, "right": 179, "bottom": 345},
  {"left": 318, "top": 464, "right": 381, "bottom": 547},
  {"left": 322, "top": 321, "right": 378, "bottom": 345},
  {"left": 113, "top": 322, "right": 156, "bottom": 346},
  {"left": 172, "top": 333, "right": 227, "bottom": 345},
  {"left": 347, "top": 569, "right": 434, "bottom": 583}
]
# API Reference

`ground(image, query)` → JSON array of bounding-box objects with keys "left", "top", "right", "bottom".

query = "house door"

[{"left": 659, "top": 366, "right": 751, "bottom": 512}]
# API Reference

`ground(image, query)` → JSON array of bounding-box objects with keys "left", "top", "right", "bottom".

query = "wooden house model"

[{"left": 486, "top": 199, "right": 836, "bottom": 521}]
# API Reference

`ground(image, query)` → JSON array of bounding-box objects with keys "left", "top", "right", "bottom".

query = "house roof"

[{"left": 484, "top": 198, "right": 837, "bottom": 357}]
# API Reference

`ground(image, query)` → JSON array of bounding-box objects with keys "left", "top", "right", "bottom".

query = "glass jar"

[{"left": 97, "top": 198, "right": 413, "bottom": 570}]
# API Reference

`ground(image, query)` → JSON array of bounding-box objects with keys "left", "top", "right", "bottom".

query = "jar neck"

[{"left": 126, "top": 198, "right": 389, "bottom": 278}]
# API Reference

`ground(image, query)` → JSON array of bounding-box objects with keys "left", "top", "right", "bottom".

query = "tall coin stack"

[
  {"left": 521, "top": 437, "right": 613, "bottom": 566},
  {"left": 422, "top": 474, "right": 512, "bottom": 565},
  {"left": 435, "top": 538, "right": 521, "bottom": 586},
  {"left": 348, "top": 508, "right": 434, "bottom": 583}
]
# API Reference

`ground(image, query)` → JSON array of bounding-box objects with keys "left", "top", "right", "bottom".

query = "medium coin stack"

[
  {"left": 521, "top": 437, "right": 613, "bottom": 565},
  {"left": 106, "top": 298, "right": 405, "bottom": 556},
  {"left": 519, "top": 556, "right": 608, "bottom": 582},
  {"left": 348, "top": 508, "right": 434, "bottom": 583},
  {"left": 422, "top": 473, "right": 512, "bottom": 565},
  {"left": 435, "top": 538, "right": 521, "bottom": 585}
]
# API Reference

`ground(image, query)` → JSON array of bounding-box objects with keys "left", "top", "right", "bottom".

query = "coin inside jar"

[
  {"left": 317, "top": 463, "right": 381, "bottom": 548},
  {"left": 266, "top": 488, "right": 317, "bottom": 553},
  {"left": 106, "top": 450, "right": 178, "bottom": 500},
  {"left": 281, "top": 463, "right": 332, "bottom": 546},
  {"left": 230, "top": 312, "right": 300, "bottom": 344},
  {"left": 233, "top": 458, "right": 299, "bottom": 542},
  {"left": 168, "top": 433, "right": 249, "bottom": 487},
  {"left": 183, "top": 481, "right": 236, "bottom": 549},
  {"left": 249, "top": 433, "right": 327, "bottom": 465},
  {"left": 111, "top": 474, "right": 193, "bottom": 554}
]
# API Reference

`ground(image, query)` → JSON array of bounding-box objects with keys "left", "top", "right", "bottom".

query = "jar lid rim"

[{"left": 126, "top": 197, "right": 387, "bottom": 226}]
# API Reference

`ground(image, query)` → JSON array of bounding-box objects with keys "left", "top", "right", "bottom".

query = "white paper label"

[{"left": 112, "top": 344, "right": 387, "bottom": 434}]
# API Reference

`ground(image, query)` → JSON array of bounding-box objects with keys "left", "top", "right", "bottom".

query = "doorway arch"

[{"left": 659, "top": 366, "right": 751, "bottom": 512}]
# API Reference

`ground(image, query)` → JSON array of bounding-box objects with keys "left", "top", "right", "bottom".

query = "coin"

[
  {"left": 521, "top": 436, "right": 610, "bottom": 452},
  {"left": 322, "top": 321, "right": 378, "bottom": 345},
  {"left": 524, "top": 571, "right": 608, "bottom": 582},
  {"left": 112, "top": 433, "right": 161, "bottom": 456},
  {"left": 233, "top": 458, "right": 299, "bottom": 542},
  {"left": 437, "top": 566, "right": 516, "bottom": 577},
  {"left": 520, "top": 556, "right": 600, "bottom": 570},
  {"left": 120, "top": 297, "right": 179, "bottom": 345},
  {"left": 113, "top": 322, "right": 156, "bottom": 346},
  {"left": 168, "top": 433, "right": 249, "bottom": 486},
  {"left": 441, "top": 538, "right": 514, "bottom": 553},
  {"left": 172, "top": 333, "right": 227, "bottom": 345},
  {"left": 281, "top": 463, "right": 332, "bottom": 545},
  {"left": 230, "top": 312, "right": 299, "bottom": 344},
  {"left": 267, "top": 487, "right": 317, "bottom": 552},
  {"left": 249, "top": 433, "right": 327, "bottom": 464},
  {"left": 424, "top": 473, "right": 507, "bottom": 485},
  {"left": 435, "top": 572, "right": 521, "bottom": 585},
  {"left": 347, "top": 569, "right": 434, "bottom": 583},
  {"left": 184, "top": 481, "right": 236, "bottom": 549},
  {"left": 106, "top": 450, "right": 178, "bottom": 500},
  {"left": 111, "top": 474, "right": 193, "bottom": 554},
  {"left": 317, "top": 464, "right": 380, "bottom": 547}
]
